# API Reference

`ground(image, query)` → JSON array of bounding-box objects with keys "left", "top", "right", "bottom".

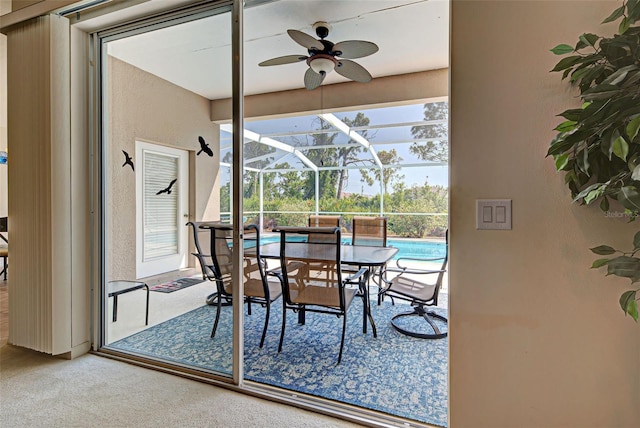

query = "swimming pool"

[{"left": 260, "top": 235, "right": 446, "bottom": 260}]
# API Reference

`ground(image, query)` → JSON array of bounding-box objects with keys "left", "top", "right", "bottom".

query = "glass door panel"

[{"left": 100, "top": 5, "right": 235, "bottom": 378}]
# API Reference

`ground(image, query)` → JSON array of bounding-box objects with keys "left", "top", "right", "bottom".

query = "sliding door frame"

[{"left": 90, "top": 0, "right": 241, "bottom": 381}]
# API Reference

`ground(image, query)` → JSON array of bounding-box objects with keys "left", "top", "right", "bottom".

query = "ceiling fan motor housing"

[{"left": 313, "top": 21, "right": 331, "bottom": 39}]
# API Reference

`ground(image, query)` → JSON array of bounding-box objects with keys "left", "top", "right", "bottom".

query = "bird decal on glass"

[
  {"left": 156, "top": 178, "right": 177, "bottom": 195},
  {"left": 197, "top": 136, "right": 214, "bottom": 157},
  {"left": 122, "top": 150, "right": 134, "bottom": 171}
]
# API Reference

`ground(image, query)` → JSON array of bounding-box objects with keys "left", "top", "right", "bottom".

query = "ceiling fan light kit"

[
  {"left": 258, "top": 21, "right": 378, "bottom": 90},
  {"left": 308, "top": 55, "right": 336, "bottom": 76}
]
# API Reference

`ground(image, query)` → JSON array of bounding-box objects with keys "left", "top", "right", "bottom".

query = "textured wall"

[
  {"left": 108, "top": 57, "right": 219, "bottom": 280},
  {"left": 450, "top": 1, "right": 640, "bottom": 427}
]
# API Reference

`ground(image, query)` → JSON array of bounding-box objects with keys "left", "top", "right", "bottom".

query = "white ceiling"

[{"left": 106, "top": 0, "right": 449, "bottom": 100}]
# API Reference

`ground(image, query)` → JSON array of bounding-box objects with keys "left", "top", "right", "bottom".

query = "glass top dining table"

[{"left": 257, "top": 241, "right": 398, "bottom": 266}]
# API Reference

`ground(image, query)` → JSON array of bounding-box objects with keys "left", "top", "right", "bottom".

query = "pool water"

[{"left": 260, "top": 235, "right": 446, "bottom": 260}]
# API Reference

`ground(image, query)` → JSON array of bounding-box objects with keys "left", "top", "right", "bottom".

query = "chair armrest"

[
  {"left": 396, "top": 256, "right": 445, "bottom": 269},
  {"left": 266, "top": 267, "right": 283, "bottom": 279},
  {"left": 344, "top": 267, "right": 369, "bottom": 285}
]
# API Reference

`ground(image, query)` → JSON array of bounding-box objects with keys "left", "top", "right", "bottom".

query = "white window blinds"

[{"left": 143, "top": 151, "right": 179, "bottom": 260}]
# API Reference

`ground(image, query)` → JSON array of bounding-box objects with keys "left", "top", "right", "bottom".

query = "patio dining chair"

[
  {"left": 308, "top": 215, "right": 342, "bottom": 242},
  {"left": 347, "top": 216, "right": 388, "bottom": 298},
  {"left": 378, "top": 230, "right": 448, "bottom": 339},
  {"left": 186, "top": 221, "right": 224, "bottom": 306},
  {"left": 274, "top": 226, "right": 373, "bottom": 364},
  {"left": 205, "top": 223, "right": 283, "bottom": 348},
  {"left": 307, "top": 215, "right": 342, "bottom": 284}
]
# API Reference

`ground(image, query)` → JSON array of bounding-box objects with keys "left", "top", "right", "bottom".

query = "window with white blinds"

[
  {"left": 135, "top": 141, "right": 188, "bottom": 278},
  {"left": 143, "top": 151, "right": 179, "bottom": 260}
]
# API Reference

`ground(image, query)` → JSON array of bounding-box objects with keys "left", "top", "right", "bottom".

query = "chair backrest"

[
  {"left": 308, "top": 215, "right": 341, "bottom": 243},
  {"left": 186, "top": 221, "right": 215, "bottom": 280},
  {"left": 207, "top": 223, "right": 268, "bottom": 298},
  {"left": 242, "top": 224, "right": 269, "bottom": 290},
  {"left": 275, "top": 226, "right": 346, "bottom": 308},
  {"left": 351, "top": 216, "right": 387, "bottom": 247},
  {"left": 209, "top": 224, "right": 234, "bottom": 296}
]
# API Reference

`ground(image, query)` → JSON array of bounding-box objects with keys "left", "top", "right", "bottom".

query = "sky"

[{"left": 220, "top": 102, "right": 449, "bottom": 195}]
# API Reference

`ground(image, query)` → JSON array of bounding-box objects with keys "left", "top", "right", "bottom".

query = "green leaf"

[
  {"left": 634, "top": 231, "right": 640, "bottom": 250},
  {"left": 600, "top": 196, "right": 610, "bottom": 211},
  {"left": 632, "top": 165, "right": 640, "bottom": 182},
  {"left": 626, "top": 116, "right": 640, "bottom": 142},
  {"left": 619, "top": 16, "right": 631, "bottom": 34},
  {"left": 558, "top": 109, "right": 584, "bottom": 121},
  {"left": 619, "top": 290, "right": 639, "bottom": 321},
  {"left": 550, "top": 44, "right": 574, "bottom": 55},
  {"left": 554, "top": 120, "right": 578, "bottom": 132},
  {"left": 602, "top": 5, "right": 625, "bottom": 23},
  {"left": 576, "top": 147, "right": 590, "bottom": 175},
  {"left": 602, "top": 65, "right": 637, "bottom": 86},
  {"left": 590, "top": 245, "right": 616, "bottom": 255},
  {"left": 591, "top": 258, "right": 611, "bottom": 268},
  {"left": 607, "top": 256, "right": 640, "bottom": 278},
  {"left": 612, "top": 135, "right": 629, "bottom": 161},
  {"left": 573, "top": 182, "right": 604, "bottom": 203},
  {"left": 617, "top": 186, "right": 640, "bottom": 213},
  {"left": 628, "top": 300, "right": 639, "bottom": 321},
  {"left": 575, "top": 39, "right": 588, "bottom": 51},
  {"left": 584, "top": 187, "right": 604, "bottom": 204},
  {"left": 551, "top": 55, "right": 582, "bottom": 72},
  {"left": 582, "top": 84, "right": 622, "bottom": 101},
  {"left": 570, "top": 66, "right": 591, "bottom": 83},
  {"left": 554, "top": 153, "right": 570, "bottom": 170},
  {"left": 579, "top": 33, "right": 599, "bottom": 47}
]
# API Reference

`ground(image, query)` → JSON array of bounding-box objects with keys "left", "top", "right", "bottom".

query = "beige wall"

[
  {"left": 108, "top": 57, "right": 219, "bottom": 280},
  {"left": 450, "top": 1, "right": 639, "bottom": 427},
  {"left": 211, "top": 69, "right": 449, "bottom": 122}
]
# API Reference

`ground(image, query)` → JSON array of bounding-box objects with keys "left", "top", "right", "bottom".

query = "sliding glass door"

[
  {"left": 98, "top": 2, "right": 237, "bottom": 379},
  {"left": 95, "top": 0, "right": 449, "bottom": 426}
]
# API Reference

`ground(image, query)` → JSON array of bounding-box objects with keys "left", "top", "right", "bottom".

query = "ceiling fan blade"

[
  {"left": 287, "top": 29, "right": 323, "bottom": 50},
  {"left": 259, "top": 55, "right": 308, "bottom": 67},
  {"left": 333, "top": 40, "right": 379, "bottom": 59},
  {"left": 335, "top": 59, "right": 373, "bottom": 83},
  {"left": 304, "top": 67, "right": 326, "bottom": 90}
]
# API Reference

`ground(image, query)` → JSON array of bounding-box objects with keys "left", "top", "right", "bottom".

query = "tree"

[
  {"left": 410, "top": 101, "right": 449, "bottom": 162},
  {"left": 298, "top": 119, "right": 339, "bottom": 200},
  {"left": 335, "top": 113, "right": 370, "bottom": 199},
  {"left": 360, "top": 149, "right": 405, "bottom": 194},
  {"left": 223, "top": 141, "right": 276, "bottom": 200}
]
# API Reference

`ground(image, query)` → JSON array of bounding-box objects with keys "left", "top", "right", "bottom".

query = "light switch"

[
  {"left": 482, "top": 206, "right": 492, "bottom": 222},
  {"left": 477, "top": 199, "right": 512, "bottom": 230}
]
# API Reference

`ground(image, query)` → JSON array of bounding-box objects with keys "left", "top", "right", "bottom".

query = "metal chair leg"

[
  {"left": 210, "top": 296, "right": 222, "bottom": 338},
  {"left": 278, "top": 299, "right": 287, "bottom": 353},
  {"left": 260, "top": 302, "right": 270, "bottom": 348}
]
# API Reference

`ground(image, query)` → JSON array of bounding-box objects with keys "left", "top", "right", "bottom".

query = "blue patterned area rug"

[{"left": 110, "top": 295, "right": 448, "bottom": 427}]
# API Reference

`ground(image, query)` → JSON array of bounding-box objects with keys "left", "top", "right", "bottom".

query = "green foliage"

[
  {"left": 253, "top": 182, "right": 448, "bottom": 238},
  {"left": 550, "top": 0, "right": 640, "bottom": 322},
  {"left": 360, "top": 149, "right": 405, "bottom": 194},
  {"left": 590, "top": 231, "right": 640, "bottom": 321},
  {"left": 410, "top": 102, "right": 449, "bottom": 162}
]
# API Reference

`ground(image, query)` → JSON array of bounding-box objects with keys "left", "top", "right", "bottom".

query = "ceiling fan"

[{"left": 258, "top": 22, "right": 379, "bottom": 90}]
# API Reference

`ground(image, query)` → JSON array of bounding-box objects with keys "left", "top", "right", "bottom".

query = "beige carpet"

[
  {"left": 0, "top": 344, "right": 362, "bottom": 428},
  {"left": 0, "top": 278, "right": 360, "bottom": 428}
]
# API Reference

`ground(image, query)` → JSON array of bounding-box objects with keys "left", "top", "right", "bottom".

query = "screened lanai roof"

[{"left": 219, "top": 101, "right": 449, "bottom": 191}]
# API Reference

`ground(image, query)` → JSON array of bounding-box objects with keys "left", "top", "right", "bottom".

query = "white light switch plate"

[{"left": 476, "top": 199, "right": 512, "bottom": 230}]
